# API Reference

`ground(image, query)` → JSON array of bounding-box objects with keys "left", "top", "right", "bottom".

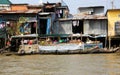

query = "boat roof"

[{"left": 11, "top": 34, "right": 38, "bottom": 38}]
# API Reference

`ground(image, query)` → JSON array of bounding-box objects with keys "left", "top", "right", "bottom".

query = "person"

[
  {"left": 24, "top": 40, "right": 28, "bottom": 45},
  {"left": 46, "top": 37, "right": 51, "bottom": 45},
  {"left": 6, "top": 40, "right": 11, "bottom": 47},
  {"left": 53, "top": 40, "right": 58, "bottom": 44},
  {"left": 28, "top": 40, "right": 33, "bottom": 45},
  {"left": 6, "top": 38, "right": 12, "bottom": 47},
  {"left": 21, "top": 40, "right": 24, "bottom": 45}
]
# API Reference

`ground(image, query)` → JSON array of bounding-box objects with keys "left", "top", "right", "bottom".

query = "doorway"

[
  {"left": 39, "top": 18, "right": 51, "bottom": 35},
  {"left": 31, "top": 22, "right": 37, "bottom": 34},
  {"left": 39, "top": 19, "right": 47, "bottom": 34}
]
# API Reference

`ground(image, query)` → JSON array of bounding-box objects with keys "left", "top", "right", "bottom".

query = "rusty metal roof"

[
  {"left": 28, "top": 5, "right": 43, "bottom": 8},
  {"left": 56, "top": 16, "right": 107, "bottom": 22},
  {"left": 0, "top": 9, "right": 42, "bottom": 14},
  {"left": 57, "top": 14, "right": 107, "bottom": 21}
]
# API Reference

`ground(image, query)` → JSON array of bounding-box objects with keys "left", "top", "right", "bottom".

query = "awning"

[
  {"left": 27, "top": 17, "right": 37, "bottom": 22},
  {"left": 71, "top": 34, "right": 106, "bottom": 38},
  {"left": 11, "top": 34, "right": 38, "bottom": 38},
  {"left": 39, "top": 34, "right": 71, "bottom": 37},
  {"left": 88, "top": 34, "right": 106, "bottom": 38}
]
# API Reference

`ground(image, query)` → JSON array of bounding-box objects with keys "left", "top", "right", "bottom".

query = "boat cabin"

[{"left": 11, "top": 34, "right": 39, "bottom": 54}]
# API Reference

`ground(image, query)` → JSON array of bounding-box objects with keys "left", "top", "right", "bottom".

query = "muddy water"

[{"left": 0, "top": 54, "right": 120, "bottom": 75}]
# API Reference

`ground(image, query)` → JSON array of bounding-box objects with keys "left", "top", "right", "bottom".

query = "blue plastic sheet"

[{"left": 46, "top": 18, "right": 51, "bottom": 34}]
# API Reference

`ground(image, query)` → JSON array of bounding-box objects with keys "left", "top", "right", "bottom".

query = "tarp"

[
  {"left": 88, "top": 35, "right": 106, "bottom": 38},
  {"left": 39, "top": 43, "right": 84, "bottom": 51},
  {"left": 39, "top": 34, "right": 70, "bottom": 37},
  {"left": 46, "top": 18, "right": 51, "bottom": 34},
  {"left": 84, "top": 43, "right": 103, "bottom": 49},
  {"left": 53, "top": 21, "right": 72, "bottom": 34}
]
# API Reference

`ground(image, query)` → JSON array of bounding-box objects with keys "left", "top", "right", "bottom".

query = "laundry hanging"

[
  {"left": 73, "top": 21, "right": 79, "bottom": 26},
  {"left": 72, "top": 21, "right": 77, "bottom": 26}
]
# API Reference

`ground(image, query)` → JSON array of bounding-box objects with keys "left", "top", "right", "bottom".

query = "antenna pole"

[{"left": 111, "top": 0, "right": 114, "bottom": 9}]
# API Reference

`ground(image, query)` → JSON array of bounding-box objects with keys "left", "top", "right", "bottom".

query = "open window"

[
  {"left": 115, "top": 21, "right": 120, "bottom": 35},
  {"left": 20, "top": 22, "right": 37, "bottom": 34},
  {"left": 72, "top": 20, "right": 83, "bottom": 34}
]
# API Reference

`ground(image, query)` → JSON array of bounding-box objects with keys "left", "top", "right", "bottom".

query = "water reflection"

[{"left": 0, "top": 54, "right": 120, "bottom": 75}]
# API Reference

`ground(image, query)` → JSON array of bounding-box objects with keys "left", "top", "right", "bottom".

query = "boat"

[{"left": 10, "top": 34, "right": 120, "bottom": 55}]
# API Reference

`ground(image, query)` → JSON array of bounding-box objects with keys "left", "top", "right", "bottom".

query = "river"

[{"left": 0, "top": 53, "right": 120, "bottom": 75}]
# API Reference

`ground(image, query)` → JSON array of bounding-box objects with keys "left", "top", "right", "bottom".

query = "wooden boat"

[
  {"left": 79, "top": 47, "right": 120, "bottom": 54},
  {"left": 10, "top": 34, "right": 120, "bottom": 55}
]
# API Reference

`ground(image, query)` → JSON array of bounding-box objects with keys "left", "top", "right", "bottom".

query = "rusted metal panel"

[{"left": 0, "top": 9, "right": 42, "bottom": 14}]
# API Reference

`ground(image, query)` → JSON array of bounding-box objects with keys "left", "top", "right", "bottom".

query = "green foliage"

[
  {"left": 6, "top": 17, "right": 28, "bottom": 36},
  {"left": 18, "top": 17, "right": 28, "bottom": 23}
]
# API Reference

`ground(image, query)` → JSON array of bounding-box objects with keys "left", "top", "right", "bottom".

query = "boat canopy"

[{"left": 11, "top": 34, "right": 38, "bottom": 38}]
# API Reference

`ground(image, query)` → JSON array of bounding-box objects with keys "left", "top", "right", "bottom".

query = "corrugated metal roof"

[
  {"left": 57, "top": 14, "right": 107, "bottom": 21},
  {"left": 0, "top": 0, "right": 12, "bottom": 4},
  {"left": 28, "top": 5, "right": 43, "bottom": 8},
  {"left": 0, "top": 9, "right": 42, "bottom": 14},
  {"left": 78, "top": 6, "right": 104, "bottom": 9},
  {"left": 73, "top": 14, "right": 107, "bottom": 20},
  {"left": 11, "top": 4, "right": 28, "bottom": 5}
]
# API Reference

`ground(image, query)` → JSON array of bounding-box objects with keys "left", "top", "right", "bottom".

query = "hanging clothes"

[
  {"left": 72, "top": 21, "right": 77, "bottom": 26},
  {"left": 56, "top": 10, "right": 61, "bottom": 18},
  {"left": 24, "top": 23, "right": 29, "bottom": 29},
  {"left": 0, "top": 22, "right": 5, "bottom": 29},
  {"left": 77, "top": 21, "right": 79, "bottom": 26},
  {"left": 33, "top": 22, "right": 37, "bottom": 28},
  {"left": 20, "top": 24, "right": 24, "bottom": 33}
]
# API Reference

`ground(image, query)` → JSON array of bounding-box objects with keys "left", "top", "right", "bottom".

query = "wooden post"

[
  {"left": 80, "top": 32, "right": 82, "bottom": 41},
  {"left": 71, "top": 35, "right": 73, "bottom": 41},
  {"left": 5, "top": 34, "right": 6, "bottom": 48},
  {"left": 5, "top": 22, "right": 7, "bottom": 48},
  {"left": 95, "top": 37, "right": 97, "bottom": 45},
  {"left": 35, "top": 20, "right": 38, "bottom": 44},
  {"left": 105, "top": 36, "right": 107, "bottom": 48},
  {"left": 109, "top": 36, "right": 111, "bottom": 50}
]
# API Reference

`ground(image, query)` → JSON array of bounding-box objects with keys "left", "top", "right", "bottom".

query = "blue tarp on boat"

[{"left": 84, "top": 43, "right": 103, "bottom": 49}]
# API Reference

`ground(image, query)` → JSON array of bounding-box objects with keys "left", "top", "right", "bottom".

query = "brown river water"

[{"left": 0, "top": 53, "right": 120, "bottom": 75}]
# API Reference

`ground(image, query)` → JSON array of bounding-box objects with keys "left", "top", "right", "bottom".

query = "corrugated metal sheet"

[
  {"left": 0, "top": 0, "right": 12, "bottom": 4},
  {"left": 53, "top": 21, "right": 72, "bottom": 34},
  {"left": 55, "top": 14, "right": 107, "bottom": 21},
  {"left": 0, "top": 9, "right": 42, "bottom": 14},
  {"left": 73, "top": 14, "right": 107, "bottom": 20},
  {"left": 78, "top": 6, "right": 104, "bottom": 9}
]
